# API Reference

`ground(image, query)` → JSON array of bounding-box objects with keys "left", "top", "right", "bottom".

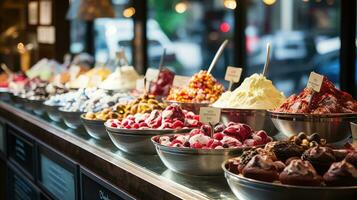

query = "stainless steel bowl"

[
  {"left": 220, "top": 108, "right": 278, "bottom": 136},
  {"left": 27, "top": 99, "right": 45, "bottom": 115},
  {"left": 58, "top": 107, "right": 84, "bottom": 129},
  {"left": 269, "top": 111, "right": 357, "bottom": 143},
  {"left": 163, "top": 99, "right": 209, "bottom": 114},
  {"left": 80, "top": 114, "right": 108, "bottom": 140},
  {"left": 106, "top": 126, "right": 191, "bottom": 154},
  {"left": 10, "top": 94, "right": 27, "bottom": 107},
  {"left": 43, "top": 103, "right": 62, "bottom": 122},
  {"left": 222, "top": 160, "right": 357, "bottom": 200},
  {"left": 152, "top": 135, "right": 246, "bottom": 176}
]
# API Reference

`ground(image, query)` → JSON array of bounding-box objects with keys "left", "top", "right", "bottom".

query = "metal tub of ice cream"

[
  {"left": 269, "top": 111, "right": 357, "bottom": 143},
  {"left": 152, "top": 134, "right": 245, "bottom": 176},
  {"left": 222, "top": 160, "right": 357, "bottom": 200},
  {"left": 43, "top": 103, "right": 62, "bottom": 122},
  {"left": 10, "top": 94, "right": 28, "bottom": 108},
  {"left": 105, "top": 126, "right": 191, "bottom": 155},
  {"left": 27, "top": 99, "right": 45, "bottom": 115},
  {"left": 219, "top": 108, "right": 278, "bottom": 136},
  {"left": 81, "top": 114, "right": 108, "bottom": 140},
  {"left": 58, "top": 107, "right": 84, "bottom": 129}
]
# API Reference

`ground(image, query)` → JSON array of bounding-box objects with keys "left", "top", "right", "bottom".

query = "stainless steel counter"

[{"left": 0, "top": 99, "right": 236, "bottom": 200}]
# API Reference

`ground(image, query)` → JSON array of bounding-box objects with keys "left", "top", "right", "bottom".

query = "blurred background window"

[
  {"left": 147, "top": 0, "right": 235, "bottom": 83},
  {"left": 67, "top": 0, "right": 356, "bottom": 96},
  {"left": 70, "top": 19, "right": 86, "bottom": 54},
  {"left": 70, "top": 0, "right": 133, "bottom": 64},
  {"left": 245, "top": 0, "right": 341, "bottom": 96},
  {"left": 94, "top": 0, "right": 133, "bottom": 63}
]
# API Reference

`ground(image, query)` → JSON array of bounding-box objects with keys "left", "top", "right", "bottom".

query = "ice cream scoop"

[{"left": 212, "top": 73, "right": 285, "bottom": 109}]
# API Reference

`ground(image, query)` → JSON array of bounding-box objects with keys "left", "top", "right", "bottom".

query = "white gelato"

[
  {"left": 212, "top": 73, "right": 286, "bottom": 109},
  {"left": 100, "top": 66, "right": 140, "bottom": 91}
]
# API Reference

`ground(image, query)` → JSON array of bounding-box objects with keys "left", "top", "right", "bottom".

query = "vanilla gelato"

[
  {"left": 100, "top": 66, "right": 140, "bottom": 91},
  {"left": 212, "top": 73, "right": 285, "bottom": 109},
  {"left": 66, "top": 67, "right": 111, "bottom": 88}
]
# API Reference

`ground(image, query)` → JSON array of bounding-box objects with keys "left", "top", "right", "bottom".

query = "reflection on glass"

[
  {"left": 246, "top": 0, "right": 341, "bottom": 95},
  {"left": 94, "top": 0, "right": 133, "bottom": 63},
  {"left": 148, "top": 0, "right": 234, "bottom": 82}
]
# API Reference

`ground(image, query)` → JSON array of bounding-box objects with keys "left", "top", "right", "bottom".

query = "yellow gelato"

[
  {"left": 212, "top": 73, "right": 285, "bottom": 109},
  {"left": 100, "top": 66, "right": 140, "bottom": 91},
  {"left": 67, "top": 67, "right": 111, "bottom": 88}
]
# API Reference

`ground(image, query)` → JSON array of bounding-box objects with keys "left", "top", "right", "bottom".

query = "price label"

[
  {"left": 351, "top": 122, "right": 357, "bottom": 141},
  {"left": 307, "top": 72, "right": 323, "bottom": 92},
  {"left": 136, "top": 78, "right": 149, "bottom": 91},
  {"left": 199, "top": 107, "right": 221, "bottom": 125},
  {"left": 225, "top": 66, "right": 242, "bottom": 83},
  {"left": 173, "top": 75, "right": 190, "bottom": 88},
  {"left": 145, "top": 68, "right": 159, "bottom": 82}
]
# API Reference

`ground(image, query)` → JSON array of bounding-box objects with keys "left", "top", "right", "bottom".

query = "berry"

[
  {"left": 222, "top": 143, "right": 229, "bottom": 148},
  {"left": 111, "top": 123, "right": 117, "bottom": 128},
  {"left": 213, "top": 132, "right": 224, "bottom": 140},
  {"left": 139, "top": 122, "right": 149, "bottom": 128},
  {"left": 171, "top": 139, "right": 183, "bottom": 145},
  {"left": 214, "top": 123, "right": 226, "bottom": 132},
  {"left": 132, "top": 123, "right": 139, "bottom": 129},
  {"left": 183, "top": 141, "right": 190, "bottom": 147},
  {"left": 191, "top": 142, "right": 203, "bottom": 149},
  {"left": 172, "top": 120, "right": 184, "bottom": 129},
  {"left": 256, "top": 130, "right": 268, "bottom": 141}
]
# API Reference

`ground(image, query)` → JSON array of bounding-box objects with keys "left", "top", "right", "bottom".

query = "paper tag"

[
  {"left": 145, "top": 68, "right": 159, "bottom": 82},
  {"left": 136, "top": 78, "right": 150, "bottom": 91},
  {"left": 307, "top": 72, "right": 323, "bottom": 92},
  {"left": 136, "top": 79, "right": 144, "bottom": 91},
  {"left": 173, "top": 75, "right": 190, "bottom": 88},
  {"left": 351, "top": 122, "right": 357, "bottom": 140},
  {"left": 225, "top": 66, "right": 242, "bottom": 83},
  {"left": 199, "top": 107, "right": 221, "bottom": 125}
]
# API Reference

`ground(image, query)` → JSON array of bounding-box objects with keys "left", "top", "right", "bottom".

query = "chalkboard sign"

[
  {"left": 38, "top": 144, "right": 78, "bottom": 200},
  {"left": 7, "top": 163, "right": 40, "bottom": 200},
  {"left": 7, "top": 127, "right": 36, "bottom": 179},
  {"left": 80, "top": 168, "right": 135, "bottom": 200}
]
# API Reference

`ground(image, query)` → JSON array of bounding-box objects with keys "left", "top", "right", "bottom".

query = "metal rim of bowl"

[
  {"left": 105, "top": 125, "right": 192, "bottom": 136},
  {"left": 151, "top": 133, "right": 252, "bottom": 155},
  {"left": 43, "top": 102, "right": 62, "bottom": 108},
  {"left": 80, "top": 114, "right": 106, "bottom": 124},
  {"left": 268, "top": 110, "right": 357, "bottom": 119},
  {"left": 27, "top": 99, "right": 46, "bottom": 104},
  {"left": 58, "top": 106, "right": 85, "bottom": 114},
  {"left": 222, "top": 159, "right": 357, "bottom": 190}
]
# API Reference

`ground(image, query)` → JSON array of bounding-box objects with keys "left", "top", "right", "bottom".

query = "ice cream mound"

[
  {"left": 67, "top": 67, "right": 111, "bottom": 89},
  {"left": 212, "top": 73, "right": 285, "bottom": 109},
  {"left": 100, "top": 66, "right": 140, "bottom": 91},
  {"left": 167, "top": 70, "right": 225, "bottom": 103},
  {"left": 275, "top": 76, "right": 357, "bottom": 114}
]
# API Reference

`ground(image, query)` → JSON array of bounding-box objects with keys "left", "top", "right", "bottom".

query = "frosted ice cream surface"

[
  {"left": 212, "top": 73, "right": 286, "bottom": 109},
  {"left": 100, "top": 66, "right": 140, "bottom": 91},
  {"left": 67, "top": 67, "right": 111, "bottom": 89}
]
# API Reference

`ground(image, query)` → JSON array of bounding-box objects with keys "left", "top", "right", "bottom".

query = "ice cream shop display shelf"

[{"left": 0, "top": 100, "right": 237, "bottom": 200}]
